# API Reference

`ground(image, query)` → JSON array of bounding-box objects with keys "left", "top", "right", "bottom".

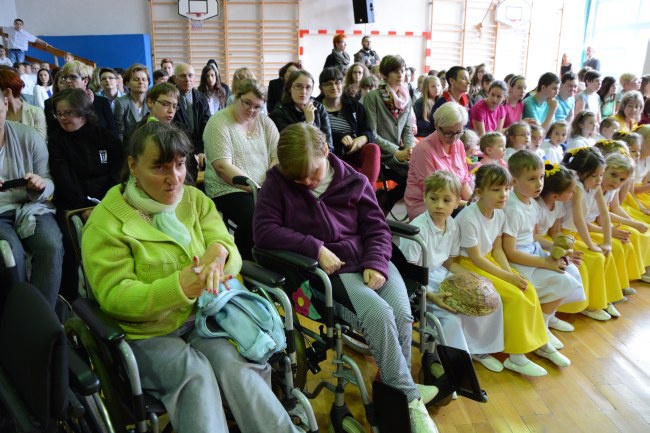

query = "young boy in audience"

[
  {"left": 478, "top": 132, "right": 507, "bottom": 167},
  {"left": 596, "top": 117, "right": 620, "bottom": 141},
  {"left": 554, "top": 71, "right": 578, "bottom": 123},
  {"left": 503, "top": 150, "right": 584, "bottom": 366},
  {"left": 400, "top": 171, "right": 505, "bottom": 372}
]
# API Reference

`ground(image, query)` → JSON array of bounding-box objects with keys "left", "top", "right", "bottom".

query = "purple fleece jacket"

[{"left": 253, "top": 153, "right": 392, "bottom": 278}]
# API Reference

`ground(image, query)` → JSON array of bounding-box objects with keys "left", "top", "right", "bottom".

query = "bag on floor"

[{"left": 195, "top": 278, "right": 286, "bottom": 364}]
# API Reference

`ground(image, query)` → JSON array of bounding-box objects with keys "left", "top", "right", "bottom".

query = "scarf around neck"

[
  {"left": 124, "top": 176, "right": 191, "bottom": 248},
  {"left": 379, "top": 81, "right": 409, "bottom": 118}
]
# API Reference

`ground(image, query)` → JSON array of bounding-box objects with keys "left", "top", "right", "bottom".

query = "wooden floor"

[{"left": 304, "top": 281, "right": 650, "bottom": 433}]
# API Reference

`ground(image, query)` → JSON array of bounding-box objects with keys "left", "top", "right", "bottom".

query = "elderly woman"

[
  {"left": 404, "top": 102, "right": 472, "bottom": 220},
  {"left": 363, "top": 55, "right": 415, "bottom": 214},
  {"left": 49, "top": 88, "right": 122, "bottom": 299},
  {"left": 253, "top": 123, "right": 439, "bottom": 433},
  {"left": 323, "top": 34, "right": 350, "bottom": 72},
  {"left": 610, "top": 90, "right": 644, "bottom": 132},
  {"left": 0, "top": 88, "right": 62, "bottom": 307},
  {"left": 203, "top": 79, "right": 279, "bottom": 260},
  {"left": 198, "top": 64, "right": 229, "bottom": 115},
  {"left": 0, "top": 69, "right": 46, "bottom": 138},
  {"left": 81, "top": 121, "right": 302, "bottom": 433},
  {"left": 114, "top": 63, "right": 151, "bottom": 143},
  {"left": 270, "top": 70, "right": 333, "bottom": 150},
  {"left": 316, "top": 67, "right": 380, "bottom": 185}
]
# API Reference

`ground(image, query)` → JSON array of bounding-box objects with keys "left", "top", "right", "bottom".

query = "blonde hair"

[
  {"left": 547, "top": 120, "right": 569, "bottom": 139},
  {"left": 231, "top": 68, "right": 256, "bottom": 95},
  {"left": 277, "top": 123, "right": 328, "bottom": 181},
  {"left": 594, "top": 139, "right": 629, "bottom": 157},
  {"left": 479, "top": 132, "right": 504, "bottom": 153},
  {"left": 508, "top": 149, "right": 544, "bottom": 178},
  {"left": 505, "top": 122, "right": 530, "bottom": 148},
  {"left": 613, "top": 131, "right": 642, "bottom": 150},
  {"left": 423, "top": 170, "right": 462, "bottom": 198},
  {"left": 605, "top": 152, "right": 635, "bottom": 176},
  {"left": 421, "top": 76, "right": 441, "bottom": 121}
]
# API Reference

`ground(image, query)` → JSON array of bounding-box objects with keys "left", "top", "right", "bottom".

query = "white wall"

[
  {"left": 0, "top": 0, "right": 18, "bottom": 27},
  {"left": 299, "top": 0, "right": 430, "bottom": 78},
  {"left": 14, "top": 0, "right": 150, "bottom": 36}
]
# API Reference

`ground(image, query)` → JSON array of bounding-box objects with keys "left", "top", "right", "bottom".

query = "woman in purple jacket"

[{"left": 253, "top": 123, "right": 439, "bottom": 433}]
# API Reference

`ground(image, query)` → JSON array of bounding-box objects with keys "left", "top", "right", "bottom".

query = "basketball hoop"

[{"left": 189, "top": 13, "right": 203, "bottom": 31}]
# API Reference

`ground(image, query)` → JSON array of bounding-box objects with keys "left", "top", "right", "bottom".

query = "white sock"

[
  {"left": 543, "top": 312, "right": 552, "bottom": 328},
  {"left": 540, "top": 343, "right": 557, "bottom": 353},
  {"left": 509, "top": 354, "right": 528, "bottom": 365},
  {"left": 549, "top": 312, "right": 558, "bottom": 324}
]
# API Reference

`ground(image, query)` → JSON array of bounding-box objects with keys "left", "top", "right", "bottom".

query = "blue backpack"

[{"left": 195, "top": 278, "right": 286, "bottom": 364}]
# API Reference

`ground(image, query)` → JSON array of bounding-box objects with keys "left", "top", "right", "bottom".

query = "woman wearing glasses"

[
  {"left": 270, "top": 70, "right": 333, "bottom": 151},
  {"left": 404, "top": 102, "right": 472, "bottom": 220},
  {"left": 316, "top": 67, "right": 380, "bottom": 186},
  {"left": 203, "top": 80, "right": 279, "bottom": 259},
  {"left": 48, "top": 88, "right": 122, "bottom": 300}
]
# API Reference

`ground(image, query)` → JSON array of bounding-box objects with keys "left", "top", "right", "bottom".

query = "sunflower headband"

[
  {"left": 544, "top": 161, "right": 560, "bottom": 177},
  {"left": 566, "top": 146, "right": 590, "bottom": 156},
  {"left": 614, "top": 130, "right": 631, "bottom": 137}
]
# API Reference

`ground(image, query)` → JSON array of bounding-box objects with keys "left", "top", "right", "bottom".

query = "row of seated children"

[{"left": 399, "top": 131, "right": 650, "bottom": 376}]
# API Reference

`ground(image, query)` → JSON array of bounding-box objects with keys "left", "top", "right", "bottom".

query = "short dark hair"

[
  {"left": 14, "top": 19, "right": 24, "bottom": 24},
  {"left": 446, "top": 66, "right": 467, "bottom": 86},
  {"left": 584, "top": 70, "right": 601, "bottom": 83},
  {"left": 278, "top": 62, "right": 301, "bottom": 79},
  {"left": 561, "top": 71, "right": 577, "bottom": 83},
  {"left": 379, "top": 55, "right": 406, "bottom": 77},
  {"left": 319, "top": 67, "right": 344, "bottom": 86},
  {"left": 536, "top": 72, "right": 560, "bottom": 92},
  {"left": 52, "top": 88, "right": 98, "bottom": 124}
]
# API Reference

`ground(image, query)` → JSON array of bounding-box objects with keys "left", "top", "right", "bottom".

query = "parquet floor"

[{"left": 304, "top": 281, "right": 650, "bottom": 433}]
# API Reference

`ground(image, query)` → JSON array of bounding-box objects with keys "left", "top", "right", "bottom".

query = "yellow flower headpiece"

[
  {"left": 615, "top": 130, "right": 631, "bottom": 137},
  {"left": 544, "top": 161, "right": 560, "bottom": 177},
  {"left": 471, "top": 165, "right": 480, "bottom": 176},
  {"left": 566, "top": 146, "right": 590, "bottom": 156},
  {"left": 596, "top": 139, "right": 618, "bottom": 148},
  {"left": 632, "top": 124, "right": 644, "bottom": 132}
]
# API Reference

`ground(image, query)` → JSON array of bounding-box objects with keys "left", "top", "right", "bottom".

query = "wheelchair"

[
  {"left": 0, "top": 240, "right": 113, "bottom": 433},
  {"left": 253, "top": 220, "right": 487, "bottom": 433},
  {"left": 62, "top": 206, "right": 320, "bottom": 433}
]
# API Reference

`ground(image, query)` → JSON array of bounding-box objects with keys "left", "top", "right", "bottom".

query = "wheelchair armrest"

[
  {"left": 252, "top": 247, "right": 319, "bottom": 271},
  {"left": 241, "top": 260, "right": 285, "bottom": 287},
  {"left": 387, "top": 220, "right": 420, "bottom": 237},
  {"left": 67, "top": 345, "right": 100, "bottom": 396},
  {"left": 72, "top": 298, "right": 125, "bottom": 345}
]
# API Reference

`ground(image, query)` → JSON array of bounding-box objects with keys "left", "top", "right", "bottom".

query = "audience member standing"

[
  {"left": 583, "top": 46, "right": 601, "bottom": 71},
  {"left": 354, "top": 36, "right": 381, "bottom": 69},
  {"left": 172, "top": 63, "right": 211, "bottom": 179},
  {"left": 324, "top": 34, "right": 350, "bottom": 73},
  {"left": 2, "top": 18, "right": 49, "bottom": 64}
]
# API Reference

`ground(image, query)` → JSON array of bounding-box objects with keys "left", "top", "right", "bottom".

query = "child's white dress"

[{"left": 400, "top": 212, "right": 504, "bottom": 355}]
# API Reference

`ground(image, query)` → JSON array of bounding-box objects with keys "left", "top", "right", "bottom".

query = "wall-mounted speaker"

[{"left": 352, "top": 0, "right": 375, "bottom": 24}]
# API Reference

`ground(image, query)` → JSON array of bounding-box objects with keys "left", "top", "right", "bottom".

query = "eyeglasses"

[
  {"left": 438, "top": 128, "right": 463, "bottom": 138},
  {"left": 291, "top": 84, "right": 313, "bottom": 93},
  {"left": 322, "top": 80, "right": 342, "bottom": 89},
  {"left": 240, "top": 98, "right": 264, "bottom": 112},
  {"left": 61, "top": 74, "right": 85, "bottom": 82},
  {"left": 155, "top": 99, "right": 178, "bottom": 111},
  {"left": 53, "top": 110, "right": 79, "bottom": 119}
]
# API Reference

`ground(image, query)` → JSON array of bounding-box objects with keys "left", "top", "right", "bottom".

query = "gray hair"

[{"left": 433, "top": 101, "right": 468, "bottom": 129}]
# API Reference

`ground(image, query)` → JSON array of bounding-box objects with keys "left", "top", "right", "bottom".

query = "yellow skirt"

[
  {"left": 562, "top": 230, "right": 623, "bottom": 309},
  {"left": 588, "top": 232, "right": 641, "bottom": 287},
  {"left": 620, "top": 194, "right": 650, "bottom": 269},
  {"left": 458, "top": 255, "right": 547, "bottom": 354}
]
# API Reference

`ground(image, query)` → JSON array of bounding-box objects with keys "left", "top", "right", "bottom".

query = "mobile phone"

[{"left": 0, "top": 178, "right": 28, "bottom": 192}]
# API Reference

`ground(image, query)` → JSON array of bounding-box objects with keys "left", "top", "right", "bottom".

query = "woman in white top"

[
  {"left": 32, "top": 68, "right": 53, "bottom": 110},
  {"left": 203, "top": 79, "right": 279, "bottom": 259}
]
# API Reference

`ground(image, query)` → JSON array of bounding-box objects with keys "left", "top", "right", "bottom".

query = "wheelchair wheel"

[
  {"left": 293, "top": 322, "right": 309, "bottom": 390},
  {"left": 65, "top": 316, "right": 127, "bottom": 432},
  {"left": 327, "top": 416, "right": 366, "bottom": 433}
]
